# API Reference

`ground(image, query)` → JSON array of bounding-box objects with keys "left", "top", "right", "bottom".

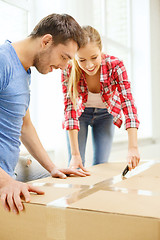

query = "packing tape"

[
  {"left": 46, "top": 160, "right": 160, "bottom": 208},
  {"left": 46, "top": 207, "right": 66, "bottom": 240},
  {"left": 32, "top": 182, "right": 90, "bottom": 189}
]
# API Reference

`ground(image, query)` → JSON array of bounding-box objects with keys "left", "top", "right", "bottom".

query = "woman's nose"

[{"left": 86, "top": 61, "right": 94, "bottom": 69}]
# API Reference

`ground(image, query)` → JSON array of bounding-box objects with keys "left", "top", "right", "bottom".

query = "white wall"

[
  {"left": 109, "top": 0, "right": 160, "bottom": 164},
  {"left": 108, "top": 0, "right": 160, "bottom": 164},
  {"left": 131, "top": 0, "right": 152, "bottom": 139},
  {"left": 150, "top": 0, "right": 160, "bottom": 141}
]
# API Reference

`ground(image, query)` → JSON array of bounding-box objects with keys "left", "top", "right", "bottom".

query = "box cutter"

[{"left": 122, "top": 165, "right": 129, "bottom": 177}]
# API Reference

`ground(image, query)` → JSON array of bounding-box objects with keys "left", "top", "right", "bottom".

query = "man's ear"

[{"left": 41, "top": 34, "right": 53, "bottom": 49}]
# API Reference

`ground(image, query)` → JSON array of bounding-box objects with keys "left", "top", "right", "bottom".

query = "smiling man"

[{"left": 0, "top": 13, "right": 89, "bottom": 214}]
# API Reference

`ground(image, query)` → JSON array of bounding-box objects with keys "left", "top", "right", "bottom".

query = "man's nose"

[
  {"left": 61, "top": 65, "right": 67, "bottom": 71},
  {"left": 60, "top": 61, "right": 69, "bottom": 71}
]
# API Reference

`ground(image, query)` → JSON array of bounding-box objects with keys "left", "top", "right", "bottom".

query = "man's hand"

[
  {"left": 0, "top": 179, "right": 44, "bottom": 214},
  {"left": 51, "top": 166, "right": 90, "bottom": 179}
]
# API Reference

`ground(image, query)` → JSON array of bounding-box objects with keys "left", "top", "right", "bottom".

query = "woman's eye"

[
  {"left": 92, "top": 56, "right": 97, "bottom": 60},
  {"left": 79, "top": 59, "right": 86, "bottom": 62}
]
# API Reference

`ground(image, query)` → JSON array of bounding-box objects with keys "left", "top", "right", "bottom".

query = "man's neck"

[{"left": 11, "top": 37, "right": 39, "bottom": 71}]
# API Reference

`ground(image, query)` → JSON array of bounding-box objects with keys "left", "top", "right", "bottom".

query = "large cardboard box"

[{"left": 0, "top": 160, "right": 160, "bottom": 240}]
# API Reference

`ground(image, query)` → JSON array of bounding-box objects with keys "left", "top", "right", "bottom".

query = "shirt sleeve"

[
  {"left": 0, "top": 54, "right": 10, "bottom": 92},
  {"left": 114, "top": 60, "right": 140, "bottom": 130},
  {"left": 61, "top": 65, "right": 80, "bottom": 130}
]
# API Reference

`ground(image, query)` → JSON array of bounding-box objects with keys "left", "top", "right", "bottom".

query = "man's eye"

[{"left": 62, "top": 56, "right": 67, "bottom": 60}]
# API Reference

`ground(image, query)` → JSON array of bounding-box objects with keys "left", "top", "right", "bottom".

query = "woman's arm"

[
  {"left": 68, "top": 129, "right": 89, "bottom": 173},
  {"left": 127, "top": 128, "right": 140, "bottom": 170},
  {"left": 114, "top": 59, "right": 140, "bottom": 170}
]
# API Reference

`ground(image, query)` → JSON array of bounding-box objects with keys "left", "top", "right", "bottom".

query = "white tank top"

[{"left": 85, "top": 91, "right": 106, "bottom": 108}]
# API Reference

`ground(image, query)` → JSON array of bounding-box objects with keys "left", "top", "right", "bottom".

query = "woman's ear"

[{"left": 40, "top": 34, "right": 53, "bottom": 49}]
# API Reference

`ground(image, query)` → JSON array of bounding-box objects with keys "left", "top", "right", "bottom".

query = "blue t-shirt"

[{"left": 0, "top": 40, "right": 31, "bottom": 177}]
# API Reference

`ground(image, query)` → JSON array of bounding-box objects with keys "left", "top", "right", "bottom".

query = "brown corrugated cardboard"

[
  {"left": 0, "top": 161, "right": 160, "bottom": 240},
  {"left": 113, "top": 163, "right": 160, "bottom": 191}
]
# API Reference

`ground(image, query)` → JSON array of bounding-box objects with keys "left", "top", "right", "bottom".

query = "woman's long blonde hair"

[{"left": 68, "top": 26, "right": 102, "bottom": 108}]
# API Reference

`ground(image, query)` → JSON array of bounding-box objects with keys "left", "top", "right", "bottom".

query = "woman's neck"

[{"left": 85, "top": 68, "right": 101, "bottom": 93}]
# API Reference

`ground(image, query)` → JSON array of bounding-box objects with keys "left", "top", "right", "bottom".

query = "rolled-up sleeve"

[{"left": 114, "top": 60, "right": 140, "bottom": 130}]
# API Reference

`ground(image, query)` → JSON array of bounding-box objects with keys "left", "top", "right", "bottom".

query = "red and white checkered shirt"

[{"left": 61, "top": 54, "right": 140, "bottom": 131}]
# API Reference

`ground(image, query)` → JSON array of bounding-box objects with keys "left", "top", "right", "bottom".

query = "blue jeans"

[{"left": 66, "top": 107, "right": 115, "bottom": 166}]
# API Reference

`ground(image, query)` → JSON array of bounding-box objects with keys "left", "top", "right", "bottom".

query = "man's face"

[{"left": 33, "top": 40, "right": 78, "bottom": 74}]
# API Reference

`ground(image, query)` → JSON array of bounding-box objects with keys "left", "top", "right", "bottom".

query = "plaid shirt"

[{"left": 61, "top": 54, "right": 140, "bottom": 131}]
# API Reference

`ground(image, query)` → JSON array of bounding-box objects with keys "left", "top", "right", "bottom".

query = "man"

[{"left": 0, "top": 13, "right": 89, "bottom": 214}]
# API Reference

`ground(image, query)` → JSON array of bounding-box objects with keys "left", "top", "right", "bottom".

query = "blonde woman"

[{"left": 61, "top": 26, "right": 140, "bottom": 172}]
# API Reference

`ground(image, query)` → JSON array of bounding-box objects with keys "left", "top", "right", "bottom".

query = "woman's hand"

[
  {"left": 127, "top": 147, "right": 140, "bottom": 170},
  {"left": 51, "top": 158, "right": 90, "bottom": 178},
  {"left": 69, "top": 154, "right": 90, "bottom": 175}
]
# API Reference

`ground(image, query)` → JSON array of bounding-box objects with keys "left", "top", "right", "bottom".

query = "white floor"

[{"left": 20, "top": 139, "right": 160, "bottom": 169}]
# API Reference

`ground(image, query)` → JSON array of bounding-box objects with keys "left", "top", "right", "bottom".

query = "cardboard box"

[{"left": 0, "top": 160, "right": 160, "bottom": 240}]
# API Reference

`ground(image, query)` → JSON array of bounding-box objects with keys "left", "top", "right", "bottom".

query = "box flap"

[
  {"left": 29, "top": 186, "right": 80, "bottom": 205},
  {"left": 70, "top": 190, "right": 160, "bottom": 219},
  {"left": 113, "top": 176, "right": 160, "bottom": 191}
]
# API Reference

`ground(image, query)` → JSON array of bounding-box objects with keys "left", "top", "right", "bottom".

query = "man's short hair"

[{"left": 29, "top": 13, "right": 84, "bottom": 49}]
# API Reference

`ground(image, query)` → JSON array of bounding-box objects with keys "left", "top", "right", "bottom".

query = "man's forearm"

[
  {"left": 21, "top": 122, "right": 56, "bottom": 173},
  {"left": 0, "top": 167, "right": 13, "bottom": 188}
]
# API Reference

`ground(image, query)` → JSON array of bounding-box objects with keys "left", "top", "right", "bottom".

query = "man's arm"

[
  {"left": 20, "top": 108, "right": 59, "bottom": 175},
  {"left": 20, "top": 109, "right": 89, "bottom": 178}
]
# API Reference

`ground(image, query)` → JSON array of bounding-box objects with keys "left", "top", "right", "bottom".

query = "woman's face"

[{"left": 75, "top": 42, "right": 101, "bottom": 76}]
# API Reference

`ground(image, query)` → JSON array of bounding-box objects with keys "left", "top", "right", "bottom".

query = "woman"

[{"left": 61, "top": 26, "right": 140, "bottom": 172}]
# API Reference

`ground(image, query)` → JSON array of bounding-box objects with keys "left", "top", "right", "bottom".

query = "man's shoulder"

[
  {"left": 0, "top": 45, "right": 12, "bottom": 90},
  {"left": 0, "top": 44, "right": 11, "bottom": 66},
  {"left": 0, "top": 52, "right": 11, "bottom": 75}
]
